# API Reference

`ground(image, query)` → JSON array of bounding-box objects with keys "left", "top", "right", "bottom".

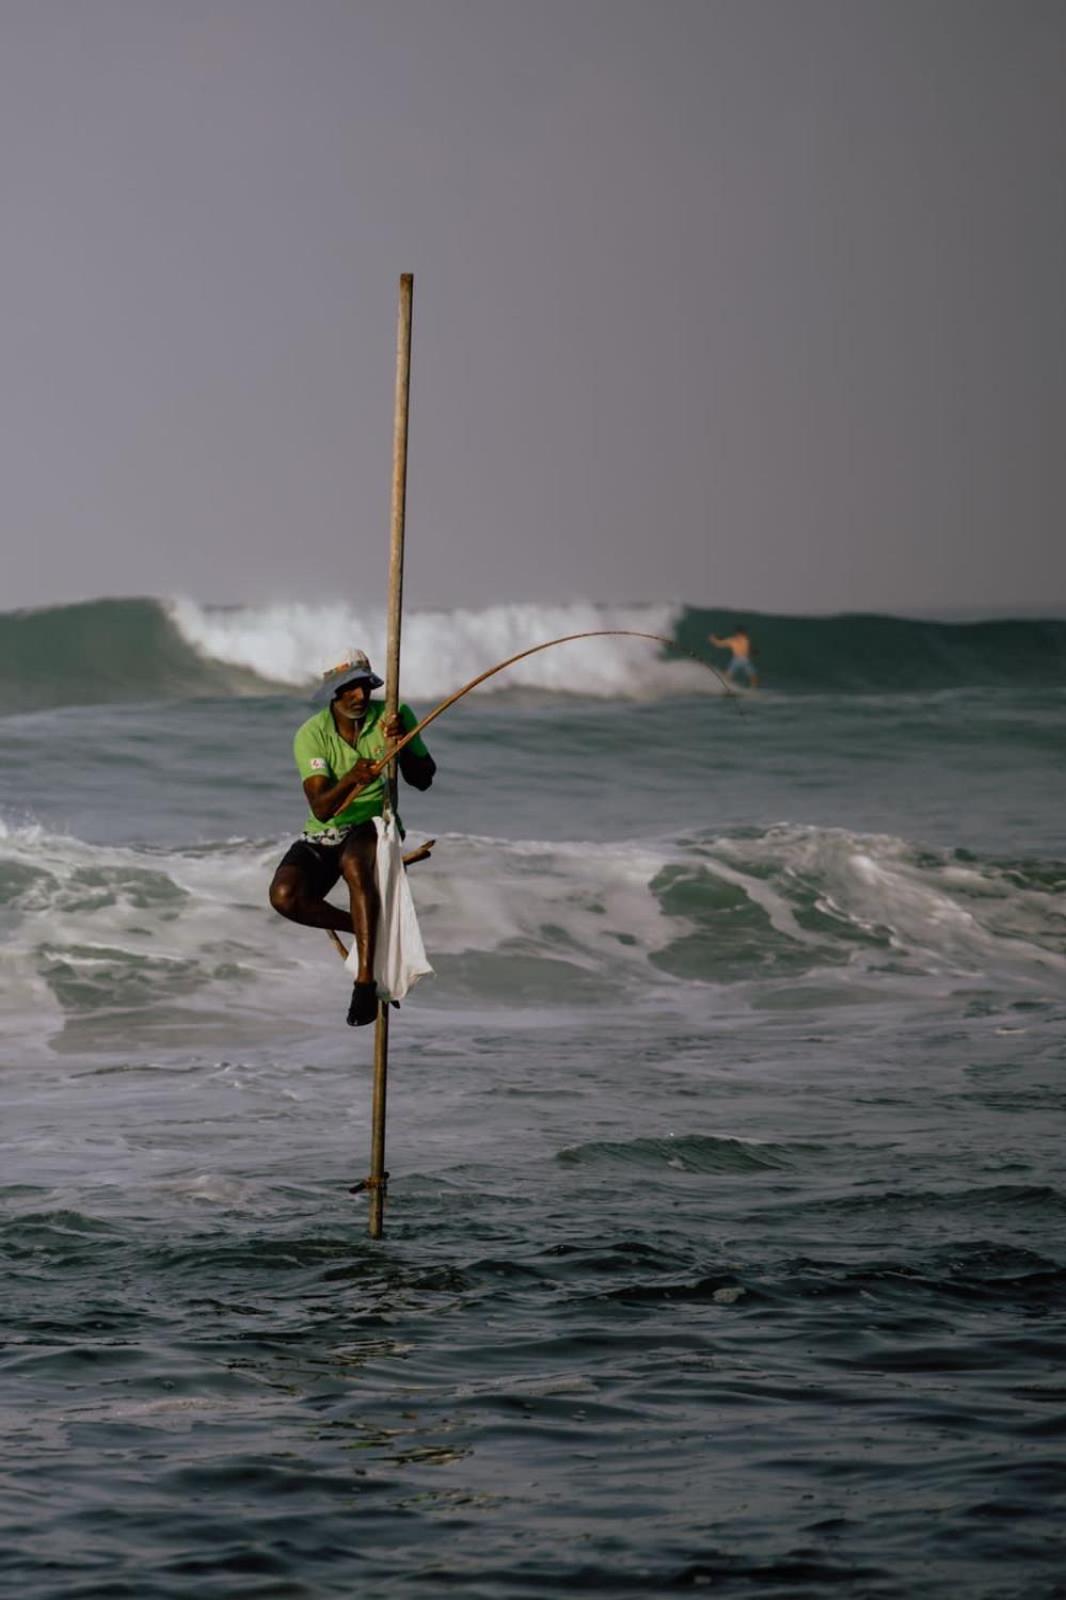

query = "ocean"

[{"left": 2, "top": 596, "right": 1064, "bottom": 1598}]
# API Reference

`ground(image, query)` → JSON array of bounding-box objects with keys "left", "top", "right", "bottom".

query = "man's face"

[{"left": 333, "top": 678, "right": 370, "bottom": 720}]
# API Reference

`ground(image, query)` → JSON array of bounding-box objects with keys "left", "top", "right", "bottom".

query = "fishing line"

[
  {"left": 359, "top": 628, "right": 740, "bottom": 791},
  {"left": 324, "top": 629, "right": 740, "bottom": 950}
]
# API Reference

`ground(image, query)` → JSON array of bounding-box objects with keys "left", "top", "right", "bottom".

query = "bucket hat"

[{"left": 311, "top": 648, "right": 384, "bottom": 704}]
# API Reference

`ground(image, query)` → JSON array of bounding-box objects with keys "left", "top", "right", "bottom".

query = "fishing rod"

[{"left": 332, "top": 628, "right": 740, "bottom": 816}]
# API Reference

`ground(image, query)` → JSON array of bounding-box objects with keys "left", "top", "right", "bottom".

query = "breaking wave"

[
  {"left": 2, "top": 816, "right": 1062, "bottom": 1050},
  {"left": 3, "top": 595, "right": 1065, "bottom": 714}
]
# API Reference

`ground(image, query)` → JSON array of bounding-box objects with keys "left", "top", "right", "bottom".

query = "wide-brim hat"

[{"left": 311, "top": 649, "right": 385, "bottom": 704}]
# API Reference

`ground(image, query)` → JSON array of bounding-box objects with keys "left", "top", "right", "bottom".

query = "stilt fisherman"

[{"left": 268, "top": 649, "right": 436, "bottom": 1026}]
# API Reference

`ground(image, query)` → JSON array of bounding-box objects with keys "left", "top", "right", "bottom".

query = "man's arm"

[
  {"left": 303, "top": 761, "right": 379, "bottom": 822},
  {"left": 383, "top": 709, "right": 436, "bottom": 792},
  {"left": 399, "top": 747, "right": 435, "bottom": 791}
]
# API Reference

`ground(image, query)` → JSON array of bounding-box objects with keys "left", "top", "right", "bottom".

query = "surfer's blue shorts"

[{"left": 728, "top": 658, "right": 756, "bottom": 685}]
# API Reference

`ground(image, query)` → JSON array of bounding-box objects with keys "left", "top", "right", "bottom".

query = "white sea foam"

[
  {"left": 166, "top": 597, "right": 714, "bottom": 700},
  {"left": 715, "top": 825, "right": 1066, "bottom": 981},
  {"left": 0, "top": 820, "right": 689, "bottom": 1043},
  {"left": 2, "top": 818, "right": 1062, "bottom": 1050}
]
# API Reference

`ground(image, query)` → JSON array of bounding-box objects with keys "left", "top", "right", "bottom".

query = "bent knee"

[{"left": 269, "top": 878, "right": 301, "bottom": 918}]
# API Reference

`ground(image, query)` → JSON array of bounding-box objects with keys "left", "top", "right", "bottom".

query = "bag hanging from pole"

[{"left": 345, "top": 814, "right": 433, "bottom": 1002}]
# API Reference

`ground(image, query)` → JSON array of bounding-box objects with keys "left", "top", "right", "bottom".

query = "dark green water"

[{"left": 1, "top": 600, "right": 1064, "bottom": 1596}]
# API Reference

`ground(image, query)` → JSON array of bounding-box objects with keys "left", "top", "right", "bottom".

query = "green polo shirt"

[{"left": 293, "top": 701, "right": 430, "bottom": 837}]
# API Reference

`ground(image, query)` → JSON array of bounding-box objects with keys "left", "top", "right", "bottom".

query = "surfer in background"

[
  {"left": 709, "top": 626, "right": 759, "bottom": 689},
  {"left": 268, "top": 649, "right": 435, "bottom": 1027}
]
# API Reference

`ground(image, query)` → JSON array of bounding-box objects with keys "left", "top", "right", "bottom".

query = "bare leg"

[
  {"left": 338, "top": 830, "right": 379, "bottom": 985},
  {"left": 269, "top": 865, "right": 354, "bottom": 934},
  {"left": 268, "top": 833, "right": 381, "bottom": 1026}
]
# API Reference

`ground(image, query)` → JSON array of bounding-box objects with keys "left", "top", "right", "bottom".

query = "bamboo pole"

[{"left": 367, "top": 272, "right": 413, "bottom": 1239}]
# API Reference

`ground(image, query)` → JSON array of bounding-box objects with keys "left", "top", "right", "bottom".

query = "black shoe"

[{"left": 346, "top": 981, "right": 378, "bottom": 1027}]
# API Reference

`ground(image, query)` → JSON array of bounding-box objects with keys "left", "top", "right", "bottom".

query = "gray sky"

[{"left": 3, "top": 0, "right": 1064, "bottom": 616}]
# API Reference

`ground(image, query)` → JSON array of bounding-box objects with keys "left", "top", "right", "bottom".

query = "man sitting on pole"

[{"left": 268, "top": 649, "right": 436, "bottom": 1027}]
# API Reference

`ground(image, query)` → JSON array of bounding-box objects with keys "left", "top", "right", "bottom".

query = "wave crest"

[
  {"left": 4, "top": 596, "right": 1065, "bottom": 714},
  {"left": 3, "top": 819, "right": 1063, "bottom": 1049},
  {"left": 168, "top": 597, "right": 704, "bottom": 699}
]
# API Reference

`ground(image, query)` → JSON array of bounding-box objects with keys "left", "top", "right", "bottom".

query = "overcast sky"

[{"left": 2, "top": 0, "right": 1064, "bottom": 616}]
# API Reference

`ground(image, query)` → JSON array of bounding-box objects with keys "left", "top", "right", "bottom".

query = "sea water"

[{"left": 1, "top": 599, "right": 1064, "bottom": 1598}]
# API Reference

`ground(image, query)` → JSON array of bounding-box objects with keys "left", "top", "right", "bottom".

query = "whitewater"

[{"left": 1, "top": 595, "right": 1064, "bottom": 1598}]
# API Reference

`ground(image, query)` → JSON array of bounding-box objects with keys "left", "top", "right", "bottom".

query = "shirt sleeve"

[
  {"left": 398, "top": 703, "right": 430, "bottom": 757},
  {"left": 293, "top": 721, "right": 332, "bottom": 783}
]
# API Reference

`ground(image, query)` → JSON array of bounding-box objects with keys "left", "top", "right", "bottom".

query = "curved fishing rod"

[{"left": 333, "top": 629, "right": 740, "bottom": 816}]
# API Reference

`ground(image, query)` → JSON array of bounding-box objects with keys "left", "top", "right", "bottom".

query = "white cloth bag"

[{"left": 345, "top": 815, "right": 433, "bottom": 1002}]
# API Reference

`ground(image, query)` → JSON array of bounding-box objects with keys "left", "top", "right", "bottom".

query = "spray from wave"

[
  {"left": 3, "top": 596, "right": 1065, "bottom": 714},
  {"left": 167, "top": 597, "right": 705, "bottom": 699},
  {"left": 3, "top": 817, "right": 1062, "bottom": 1050}
]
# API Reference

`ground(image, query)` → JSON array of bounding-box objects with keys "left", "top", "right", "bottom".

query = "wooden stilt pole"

[{"left": 367, "top": 272, "right": 414, "bottom": 1239}]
